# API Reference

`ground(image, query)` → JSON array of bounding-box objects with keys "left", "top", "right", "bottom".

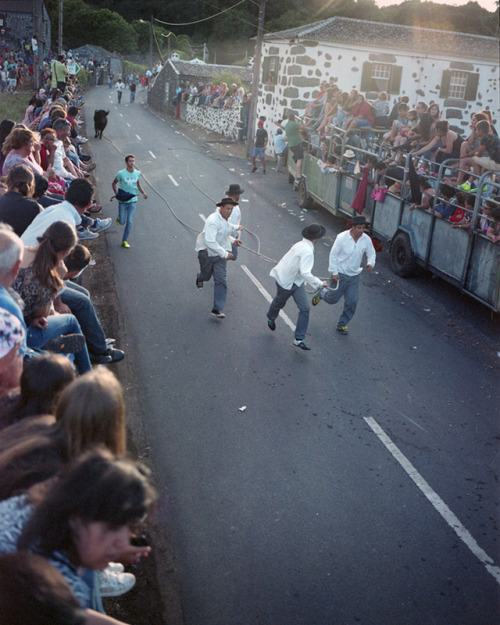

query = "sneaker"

[
  {"left": 90, "top": 217, "right": 112, "bottom": 233},
  {"left": 211, "top": 309, "right": 225, "bottom": 319},
  {"left": 80, "top": 154, "right": 92, "bottom": 162},
  {"left": 106, "top": 562, "right": 124, "bottom": 574},
  {"left": 293, "top": 339, "right": 311, "bottom": 350},
  {"left": 116, "top": 218, "right": 121, "bottom": 225},
  {"left": 90, "top": 348, "right": 125, "bottom": 364},
  {"left": 267, "top": 318, "right": 276, "bottom": 331},
  {"left": 251, "top": 167, "right": 257, "bottom": 173},
  {"left": 76, "top": 136, "right": 88, "bottom": 144},
  {"left": 77, "top": 227, "right": 98, "bottom": 240},
  {"left": 196, "top": 277, "right": 203, "bottom": 289},
  {"left": 122, "top": 241, "right": 130, "bottom": 248},
  {"left": 43, "top": 333, "right": 85, "bottom": 354},
  {"left": 97, "top": 569, "right": 136, "bottom": 598},
  {"left": 336, "top": 323, "right": 348, "bottom": 335},
  {"left": 87, "top": 203, "right": 102, "bottom": 214},
  {"left": 312, "top": 291, "right": 322, "bottom": 306}
]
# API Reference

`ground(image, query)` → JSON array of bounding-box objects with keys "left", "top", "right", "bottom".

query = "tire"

[
  {"left": 391, "top": 232, "right": 417, "bottom": 277},
  {"left": 288, "top": 172, "right": 295, "bottom": 184},
  {"left": 298, "top": 180, "right": 313, "bottom": 209}
]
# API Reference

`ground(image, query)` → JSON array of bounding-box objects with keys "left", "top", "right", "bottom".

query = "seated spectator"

[
  {"left": 0, "top": 552, "right": 86, "bottom": 625},
  {"left": 0, "top": 165, "right": 43, "bottom": 236},
  {"left": 344, "top": 94, "right": 373, "bottom": 130},
  {"left": 388, "top": 95, "right": 409, "bottom": 124},
  {"left": 451, "top": 192, "right": 475, "bottom": 229},
  {"left": 303, "top": 82, "right": 328, "bottom": 125},
  {"left": 13, "top": 220, "right": 92, "bottom": 374},
  {"left": 384, "top": 102, "right": 409, "bottom": 144},
  {"left": 428, "top": 102, "right": 441, "bottom": 123},
  {"left": 331, "top": 91, "right": 349, "bottom": 129},
  {"left": 374, "top": 160, "right": 405, "bottom": 190},
  {"left": 1, "top": 127, "right": 46, "bottom": 178},
  {"left": 413, "top": 120, "right": 464, "bottom": 167},
  {"left": 0, "top": 449, "right": 156, "bottom": 623},
  {"left": 456, "top": 113, "right": 490, "bottom": 185},
  {"left": 0, "top": 119, "right": 15, "bottom": 172},
  {"left": 314, "top": 89, "right": 337, "bottom": 133},
  {"left": 473, "top": 120, "right": 500, "bottom": 176},
  {"left": 479, "top": 197, "right": 499, "bottom": 233},
  {"left": 486, "top": 206, "right": 500, "bottom": 243},
  {"left": 372, "top": 91, "right": 390, "bottom": 128},
  {"left": 433, "top": 184, "right": 456, "bottom": 219},
  {"left": 22, "top": 96, "right": 43, "bottom": 127},
  {"left": 0, "top": 353, "right": 75, "bottom": 432},
  {"left": 0, "top": 308, "right": 24, "bottom": 405},
  {"left": 409, "top": 176, "right": 435, "bottom": 211}
]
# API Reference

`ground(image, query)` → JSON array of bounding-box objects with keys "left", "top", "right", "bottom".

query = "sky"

[{"left": 375, "top": 0, "right": 498, "bottom": 10}]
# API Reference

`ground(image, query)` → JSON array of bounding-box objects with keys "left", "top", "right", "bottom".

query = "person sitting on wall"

[{"left": 343, "top": 94, "right": 374, "bottom": 131}]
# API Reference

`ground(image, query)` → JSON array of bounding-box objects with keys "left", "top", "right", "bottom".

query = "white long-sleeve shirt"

[
  {"left": 195, "top": 209, "right": 234, "bottom": 259},
  {"left": 270, "top": 238, "right": 322, "bottom": 290},
  {"left": 328, "top": 230, "right": 376, "bottom": 276},
  {"left": 228, "top": 203, "right": 241, "bottom": 236}
]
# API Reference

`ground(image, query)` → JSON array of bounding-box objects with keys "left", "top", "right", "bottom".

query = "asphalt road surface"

[{"left": 86, "top": 86, "right": 499, "bottom": 625}]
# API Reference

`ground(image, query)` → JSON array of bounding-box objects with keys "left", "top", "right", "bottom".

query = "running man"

[{"left": 111, "top": 155, "right": 148, "bottom": 248}]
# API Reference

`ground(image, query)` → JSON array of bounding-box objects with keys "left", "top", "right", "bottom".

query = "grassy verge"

[{"left": 0, "top": 91, "right": 31, "bottom": 122}]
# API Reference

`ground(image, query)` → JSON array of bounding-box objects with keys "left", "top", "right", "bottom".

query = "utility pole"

[
  {"left": 58, "top": 0, "right": 63, "bottom": 54},
  {"left": 246, "top": 0, "right": 266, "bottom": 157},
  {"left": 149, "top": 15, "right": 153, "bottom": 68},
  {"left": 33, "top": 0, "right": 43, "bottom": 89}
]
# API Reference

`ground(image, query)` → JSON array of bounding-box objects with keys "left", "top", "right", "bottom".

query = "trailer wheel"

[
  {"left": 298, "top": 180, "right": 313, "bottom": 209},
  {"left": 288, "top": 172, "right": 295, "bottom": 184},
  {"left": 391, "top": 232, "right": 417, "bottom": 277}
]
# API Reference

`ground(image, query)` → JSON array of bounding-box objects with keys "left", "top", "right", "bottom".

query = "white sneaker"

[
  {"left": 97, "top": 568, "right": 136, "bottom": 597},
  {"left": 106, "top": 561, "right": 124, "bottom": 573}
]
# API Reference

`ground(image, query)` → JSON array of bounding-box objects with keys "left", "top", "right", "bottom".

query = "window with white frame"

[
  {"left": 262, "top": 56, "right": 279, "bottom": 85},
  {"left": 371, "top": 63, "right": 391, "bottom": 89},
  {"left": 448, "top": 71, "right": 468, "bottom": 99}
]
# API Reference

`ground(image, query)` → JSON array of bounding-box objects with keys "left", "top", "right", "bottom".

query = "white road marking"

[
  {"left": 126, "top": 122, "right": 131, "bottom": 128},
  {"left": 168, "top": 174, "right": 179, "bottom": 186},
  {"left": 148, "top": 151, "right": 156, "bottom": 159},
  {"left": 240, "top": 265, "right": 295, "bottom": 331},
  {"left": 364, "top": 416, "right": 500, "bottom": 585},
  {"left": 119, "top": 113, "right": 123, "bottom": 118},
  {"left": 136, "top": 134, "right": 142, "bottom": 141},
  {"left": 199, "top": 214, "right": 206, "bottom": 222}
]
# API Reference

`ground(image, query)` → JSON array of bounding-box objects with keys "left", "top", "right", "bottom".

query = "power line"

[{"left": 153, "top": 0, "right": 247, "bottom": 27}]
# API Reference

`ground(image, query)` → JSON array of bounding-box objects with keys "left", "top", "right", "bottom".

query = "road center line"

[
  {"left": 168, "top": 174, "right": 179, "bottom": 186},
  {"left": 363, "top": 416, "right": 500, "bottom": 585},
  {"left": 240, "top": 265, "right": 295, "bottom": 331},
  {"left": 199, "top": 214, "right": 206, "bottom": 222},
  {"left": 126, "top": 122, "right": 131, "bottom": 128},
  {"left": 119, "top": 113, "right": 123, "bottom": 118},
  {"left": 148, "top": 150, "right": 156, "bottom": 159},
  {"left": 136, "top": 134, "right": 142, "bottom": 141}
]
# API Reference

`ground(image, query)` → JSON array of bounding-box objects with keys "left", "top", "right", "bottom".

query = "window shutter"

[
  {"left": 388, "top": 65, "right": 402, "bottom": 94},
  {"left": 360, "top": 62, "right": 373, "bottom": 92},
  {"left": 439, "top": 70, "right": 452, "bottom": 98},
  {"left": 464, "top": 72, "right": 479, "bottom": 101},
  {"left": 261, "top": 57, "right": 270, "bottom": 83}
]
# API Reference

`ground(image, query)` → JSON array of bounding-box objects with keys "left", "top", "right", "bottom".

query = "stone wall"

[{"left": 184, "top": 103, "right": 242, "bottom": 140}]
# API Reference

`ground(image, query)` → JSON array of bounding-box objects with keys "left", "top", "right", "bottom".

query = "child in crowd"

[
  {"left": 450, "top": 192, "right": 475, "bottom": 228},
  {"left": 433, "top": 184, "right": 456, "bottom": 219},
  {"left": 410, "top": 176, "right": 435, "bottom": 211}
]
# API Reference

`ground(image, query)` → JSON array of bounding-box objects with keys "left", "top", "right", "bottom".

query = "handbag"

[{"left": 371, "top": 187, "right": 388, "bottom": 202}]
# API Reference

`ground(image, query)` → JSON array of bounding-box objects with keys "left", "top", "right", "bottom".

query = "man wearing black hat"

[
  {"left": 312, "top": 215, "right": 376, "bottom": 334},
  {"left": 226, "top": 184, "right": 244, "bottom": 260},
  {"left": 195, "top": 198, "right": 242, "bottom": 319},
  {"left": 266, "top": 224, "right": 328, "bottom": 350}
]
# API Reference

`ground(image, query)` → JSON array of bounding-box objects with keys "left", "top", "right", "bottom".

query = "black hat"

[
  {"left": 351, "top": 215, "right": 369, "bottom": 226},
  {"left": 115, "top": 189, "right": 137, "bottom": 202},
  {"left": 302, "top": 224, "right": 326, "bottom": 241},
  {"left": 216, "top": 197, "right": 238, "bottom": 207},
  {"left": 225, "top": 184, "right": 244, "bottom": 195}
]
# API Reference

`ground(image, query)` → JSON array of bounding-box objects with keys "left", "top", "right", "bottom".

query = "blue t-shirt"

[{"left": 116, "top": 168, "right": 142, "bottom": 203}]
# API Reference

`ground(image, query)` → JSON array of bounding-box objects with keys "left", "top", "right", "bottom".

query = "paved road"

[{"left": 85, "top": 86, "right": 499, "bottom": 625}]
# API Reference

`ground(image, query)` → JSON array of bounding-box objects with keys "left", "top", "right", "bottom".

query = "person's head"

[
  {"left": 0, "top": 552, "right": 86, "bottom": 625},
  {"left": 478, "top": 109, "right": 492, "bottom": 123},
  {"left": 288, "top": 112, "right": 296, "bottom": 122},
  {"left": 125, "top": 154, "right": 135, "bottom": 169},
  {"left": 488, "top": 205, "right": 500, "bottom": 224},
  {"left": 415, "top": 101, "right": 427, "bottom": 116},
  {"left": 0, "top": 308, "right": 24, "bottom": 391},
  {"left": 52, "top": 118, "right": 71, "bottom": 139},
  {"left": 33, "top": 221, "right": 77, "bottom": 295},
  {"left": 40, "top": 127, "right": 57, "bottom": 149},
  {"left": 475, "top": 119, "right": 491, "bottom": 138},
  {"left": 64, "top": 178, "right": 94, "bottom": 212},
  {"left": 0, "top": 119, "right": 15, "bottom": 147},
  {"left": 366, "top": 155, "right": 378, "bottom": 168},
  {"left": 454, "top": 190, "right": 466, "bottom": 207},
  {"left": 378, "top": 91, "right": 388, "bottom": 101},
  {"left": 18, "top": 449, "right": 157, "bottom": 569},
  {"left": 301, "top": 223, "right": 326, "bottom": 243},
  {"left": 463, "top": 193, "right": 475, "bottom": 210},
  {"left": 225, "top": 184, "right": 244, "bottom": 199},
  {"left": 48, "top": 106, "right": 66, "bottom": 121},
  {"left": 397, "top": 102, "right": 409, "bottom": 115},
  {"left": 0, "top": 228, "right": 23, "bottom": 288},
  {"left": 216, "top": 197, "right": 237, "bottom": 220},
  {"left": 63, "top": 243, "right": 91, "bottom": 278},
  {"left": 428, "top": 103, "right": 440, "bottom": 119},
  {"left": 33, "top": 173, "right": 49, "bottom": 200},
  {"left": 17, "top": 354, "right": 75, "bottom": 420},
  {"left": 471, "top": 112, "right": 488, "bottom": 126},
  {"left": 355, "top": 93, "right": 365, "bottom": 105},
  {"left": 2, "top": 127, "right": 36, "bottom": 157},
  {"left": 400, "top": 96, "right": 410, "bottom": 105},
  {"left": 55, "top": 368, "right": 126, "bottom": 458},
  {"left": 417, "top": 175, "right": 432, "bottom": 190},
  {"left": 67, "top": 105, "right": 78, "bottom": 118},
  {"left": 375, "top": 161, "right": 388, "bottom": 174},
  {"left": 439, "top": 183, "right": 456, "bottom": 201},
  {"left": 6, "top": 165, "right": 35, "bottom": 197},
  {"left": 435, "top": 120, "right": 449, "bottom": 137},
  {"left": 350, "top": 215, "right": 369, "bottom": 240},
  {"left": 407, "top": 109, "right": 418, "bottom": 121}
]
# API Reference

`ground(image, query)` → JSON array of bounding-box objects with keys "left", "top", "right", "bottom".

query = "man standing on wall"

[
  {"left": 312, "top": 216, "right": 376, "bottom": 335},
  {"left": 251, "top": 119, "right": 268, "bottom": 174},
  {"left": 195, "top": 198, "right": 241, "bottom": 319},
  {"left": 111, "top": 154, "right": 148, "bottom": 249}
]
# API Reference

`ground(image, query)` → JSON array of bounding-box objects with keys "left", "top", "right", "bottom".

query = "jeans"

[
  {"left": 117, "top": 201, "right": 137, "bottom": 242},
  {"left": 117, "top": 90, "right": 122, "bottom": 103},
  {"left": 60, "top": 282, "right": 107, "bottom": 355},
  {"left": 197, "top": 250, "right": 228, "bottom": 311},
  {"left": 27, "top": 313, "right": 92, "bottom": 374},
  {"left": 130, "top": 91, "right": 135, "bottom": 103},
  {"left": 267, "top": 282, "right": 310, "bottom": 341},
  {"left": 319, "top": 274, "right": 360, "bottom": 326}
]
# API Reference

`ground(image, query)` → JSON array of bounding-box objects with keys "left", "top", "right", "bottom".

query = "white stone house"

[{"left": 257, "top": 17, "right": 499, "bottom": 155}]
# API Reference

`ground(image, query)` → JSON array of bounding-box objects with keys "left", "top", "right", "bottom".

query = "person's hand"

[
  {"left": 331, "top": 274, "right": 339, "bottom": 281},
  {"left": 226, "top": 252, "right": 234, "bottom": 260},
  {"left": 143, "top": 193, "right": 148, "bottom": 199},
  {"left": 366, "top": 264, "right": 373, "bottom": 271},
  {"left": 322, "top": 280, "right": 328, "bottom": 287},
  {"left": 54, "top": 299, "right": 71, "bottom": 314},
  {"left": 233, "top": 239, "right": 242, "bottom": 247},
  {"left": 33, "top": 141, "right": 41, "bottom": 154},
  {"left": 116, "top": 544, "right": 152, "bottom": 566},
  {"left": 31, "top": 316, "right": 48, "bottom": 329}
]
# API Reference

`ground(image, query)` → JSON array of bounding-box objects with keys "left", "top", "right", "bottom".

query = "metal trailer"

[{"left": 287, "top": 141, "right": 500, "bottom": 313}]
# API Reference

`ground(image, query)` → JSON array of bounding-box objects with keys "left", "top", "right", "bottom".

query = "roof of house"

[
  {"left": 167, "top": 59, "right": 252, "bottom": 83},
  {"left": 0, "top": 1, "right": 38, "bottom": 12},
  {"left": 263, "top": 17, "right": 499, "bottom": 63},
  {"left": 71, "top": 44, "right": 122, "bottom": 59}
]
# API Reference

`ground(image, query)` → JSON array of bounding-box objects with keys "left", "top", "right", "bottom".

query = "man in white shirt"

[
  {"left": 312, "top": 215, "right": 376, "bottom": 335},
  {"left": 195, "top": 198, "right": 241, "bottom": 319},
  {"left": 266, "top": 224, "right": 328, "bottom": 351},
  {"left": 116, "top": 79, "right": 125, "bottom": 103}
]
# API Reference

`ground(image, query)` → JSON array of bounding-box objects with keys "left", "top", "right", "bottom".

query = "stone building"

[
  {"left": 72, "top": 44, "right": 123, "bottom": 83},
  {"left": 258, "top": 16, "right": 499, "bottom": 153},
  {"left": 0, "top": 0, "right": 51, "bottom": 51}
]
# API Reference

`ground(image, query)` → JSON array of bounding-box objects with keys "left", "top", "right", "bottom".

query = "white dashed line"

[
  {"left": 136, "top": 134, "right": 142, "bottom": 141},
  {"left": 148, "top": 151, "right": 156, "bottom": 159},
  {"left": 364, "top": 416, "right": 500, "bottom": 585},
  {"left": 168, "top": 174, "right": 179, "bottom": 186},
  {"left": 199, "top": 214, "right": 206, "bottom": 222},
  {"left": 119, "top": 113, "right": 123, "bottom": 118},
  {"left": 126, "top": 122, "right": 131, "bottom": 127},
  {"left": 240, "top": 265, "right": 295, "bottom": 331}
]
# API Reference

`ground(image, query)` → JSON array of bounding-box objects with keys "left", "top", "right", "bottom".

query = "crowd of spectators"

[
  {"left": 173, "top": 80, "right": 247, "bottom": 109},
  {"left": 0, "top": 45, "right": 158, "bottom": 625}
]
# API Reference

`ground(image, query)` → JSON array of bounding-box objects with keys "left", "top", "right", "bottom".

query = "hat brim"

[{"left": 302, "top": 225, "right": 326, "bottom": 240}]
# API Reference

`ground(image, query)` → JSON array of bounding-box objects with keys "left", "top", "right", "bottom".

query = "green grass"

[{"left": 0, "top": 91, "right": 31, "bottom": 123}]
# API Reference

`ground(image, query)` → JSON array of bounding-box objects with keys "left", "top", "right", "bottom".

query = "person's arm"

[
  {"left": 204, "top": 219, "right": 231, "bottom": 259},
  {"left": 364, "top": 237, "right": 376, "bottom": 270},
  {"left": 298, "top": 248, "right": 325, "bottom": 289},
  {"left": 85, "top": 609, "right": 130, "bottom": 625},
  {"left": 137, "top": 178, "right": 148, "bottom": 199},
  {"left": 414, "top": 136, "right": 438, "bottom": 156},
  {"left": 327, "top": 236, "right": 343, "bottom": 277},
  {"left": 437, "top": 131, "right": 454, "bottom": 155},
  {"left": 111, "top": 176, "right": 119, "bottom": 197}
]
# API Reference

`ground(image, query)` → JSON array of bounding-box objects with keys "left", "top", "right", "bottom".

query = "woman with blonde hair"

[{"left": 1, "top": 127, "right": 47, "bottom": 177}]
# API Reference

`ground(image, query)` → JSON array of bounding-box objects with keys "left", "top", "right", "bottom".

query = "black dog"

[{"left": 94, "top": 109, "right": 109, "bottom": 139}]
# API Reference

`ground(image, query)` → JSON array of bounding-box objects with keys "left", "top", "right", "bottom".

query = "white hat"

[{"left": 344, "top": 149, "right": 356, "bottom": 159}]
